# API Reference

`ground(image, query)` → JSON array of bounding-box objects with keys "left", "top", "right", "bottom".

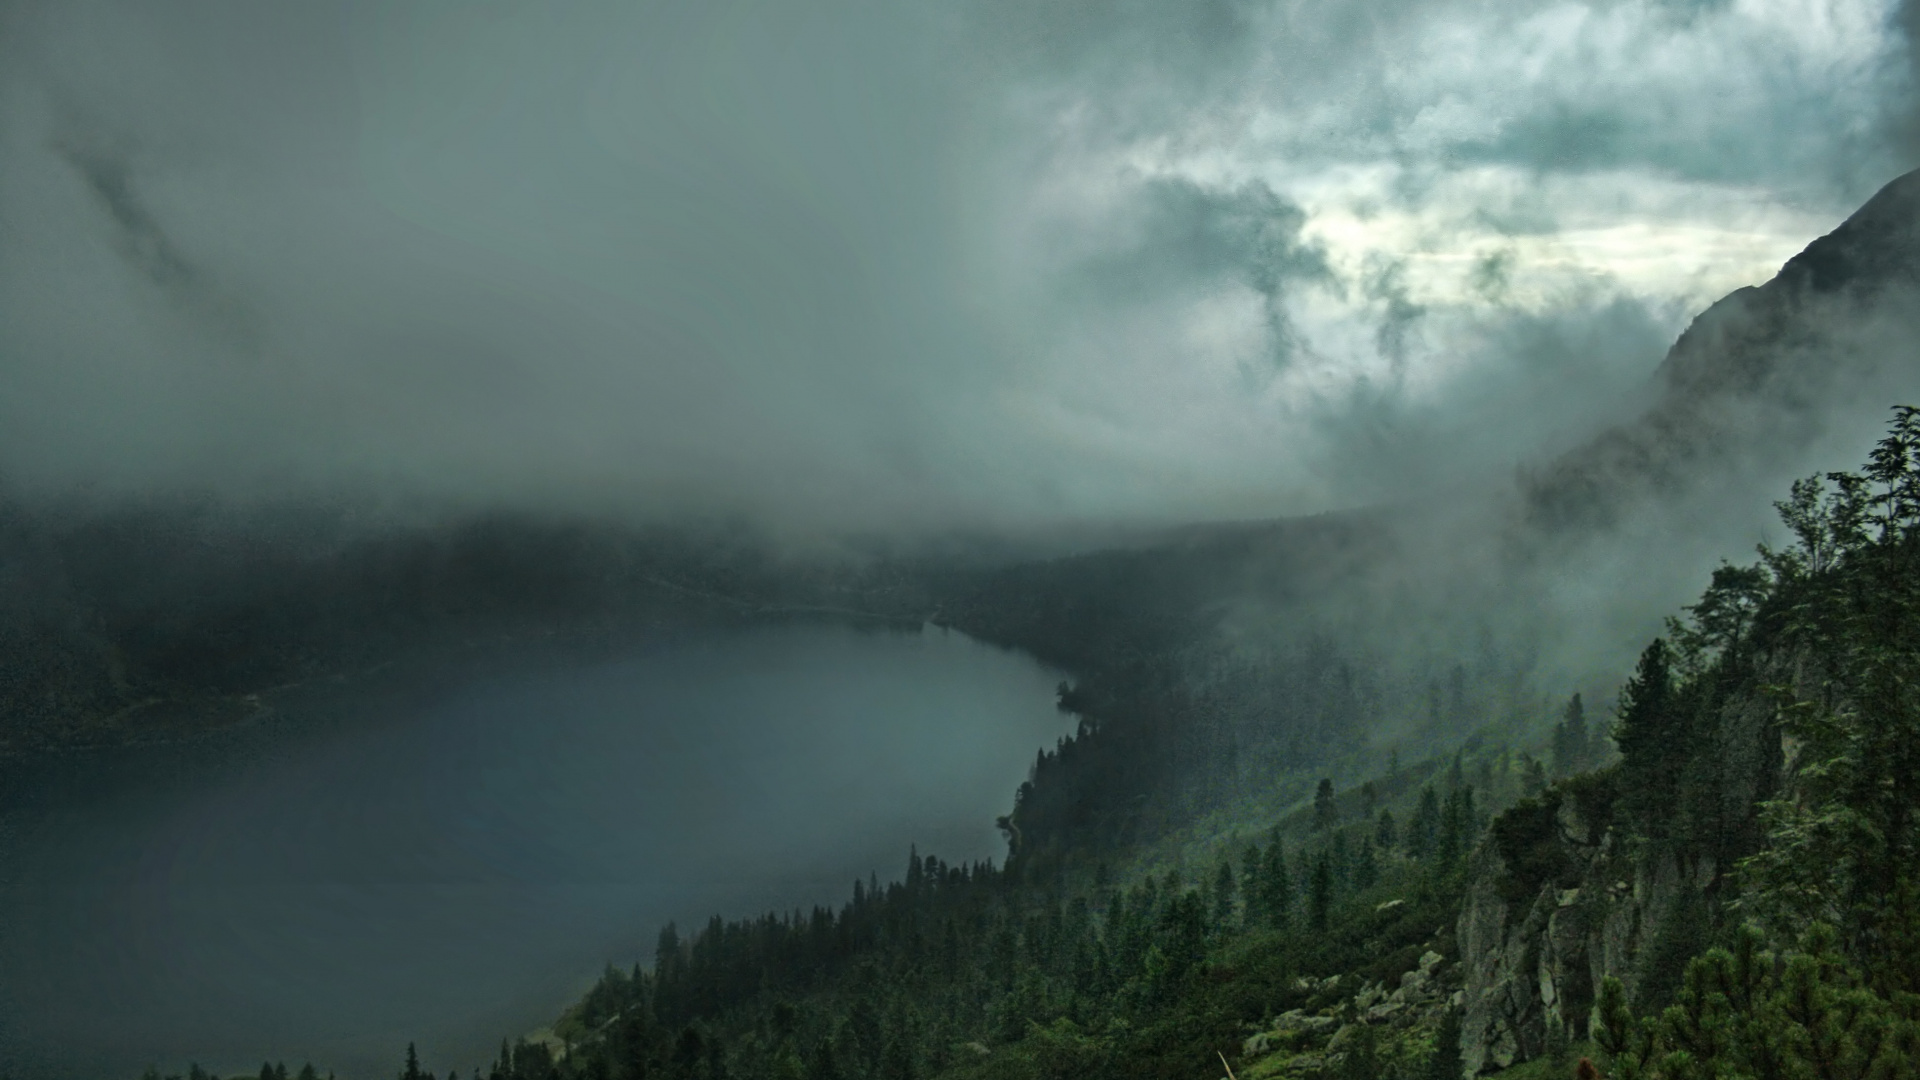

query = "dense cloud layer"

[{"left": 2, "top": 0, "right": 1915, "bottom": 532}]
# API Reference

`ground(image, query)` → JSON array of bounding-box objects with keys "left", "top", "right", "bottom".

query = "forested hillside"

[
  {"left": 424, "top": 740, "right": 1521, "bottom": 1080},
  {"left": 1460, "top": 406, "right": 1920, "bottom": 1078}
]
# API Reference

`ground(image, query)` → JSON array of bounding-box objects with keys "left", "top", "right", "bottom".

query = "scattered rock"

[
  {"left": 1272, "top": 1009, "right": 1337, "bottom": 1032},
  {"left": 1364, "top": 998, "right": 1405, "bottom": 1023}
]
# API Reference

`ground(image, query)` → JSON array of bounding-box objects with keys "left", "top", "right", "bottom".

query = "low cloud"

[{"left": 0, "top": 0, "right": 1914, "bottom": 533}]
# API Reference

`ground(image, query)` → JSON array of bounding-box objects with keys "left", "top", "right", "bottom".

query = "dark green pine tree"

[
  {"left": 805, "top": 1039, "right": 841, "bottom": 1080},
  {"left": 1337, "top": 1021, "right": 1381, "bottom": 1080},
  {"left": 1522, "top": 755, "right": 1547, "bottom": 797},
  {"left": 1312, "top": 778, "right": 1339, "bottom": 831},
  {"left": 1160, "top": 890, "right": 1209, "bottom": 986},
  {"left": 1260, "top": 839, "right": 1293, "bottom": 930},
  {"left": 1615, "top": 639, "right": 1671, "bottom": 768},
  {"left": 1409, "top": 786, "right": 1441, "bottom": 858},
  {"left": 1614, "top": 639, "right": 1684, "bottom": 831},
  {"left": 939, "top": 918, "right": 962, "bottom": 980},
  {"left": 1436, "top": 803, "right": 1460, "bottom": 870},
  {"left": 512, "top": 1038, "right": 554, "bottom": 1080},
  {"left": 1565, "top": 693, "right": 1589, "bottom": 769},
  {"left": 655, "top": 921, "right": 684, "bottom": 1022},
  {"left": 1551, "top": 693, "right": 1591, "bottom": 777},
  {"left": 1211, "top": 857, "right": 1237, "bottom": 928},
  {"left": 1354, "top": 836, "right": 1378, "bottom": 891},
  {"left": 1308, "top": 849, "right": 1333, "bottom": 932},
  {"left": 847, "top": 997, "right": 883, "bottom": 1076},
  {"left": 1422, "top": 1010, "right": 1462, "bottom": 1080},
  {"left": 1374, "top": 809, "right": 1397, "bottom": 851},
  {"left": 673, "top": 1027, "right": 706, "bottom": 1080},
  {"left": 1436, "top": 786, "right": 1475, "bottom": 870},
  {"left": 1240, "top": 843, "right": 1265, "bottom": 928},
  {"left": 400, "top": 1044, "right": 426, "bottom": 1080}
]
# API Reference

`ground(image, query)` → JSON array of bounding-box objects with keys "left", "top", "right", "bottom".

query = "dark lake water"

[{"left": 0, "top": 624, "right": 1065, "bottom": 1080}]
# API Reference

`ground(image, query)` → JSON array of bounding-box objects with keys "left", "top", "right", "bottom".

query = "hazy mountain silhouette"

[{"left": 1525, "top": 167, "right": 1920, "bottom": 532}]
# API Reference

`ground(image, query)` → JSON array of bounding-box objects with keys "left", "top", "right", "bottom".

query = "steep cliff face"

[
  {"left": 1444, "top": 175, "right": 1920, "bottom": 1079},
  {"left": 1456, "top": 819, "right": 1714, "bottom": 1074},
  {"left": 1454, "top": 658, "right": 1790, "bottom": 1075}
]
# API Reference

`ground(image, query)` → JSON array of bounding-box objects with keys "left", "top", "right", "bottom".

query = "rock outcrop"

[
  {"left": 1239, "top": 949, "right": 1459, "bottom": 1078},
  {"left": 1456, "top": 820, "right": 1717, "bottom": 1074},
  {"left": 1455, "top": 652, "right": 1796, "bottom": 1075}
]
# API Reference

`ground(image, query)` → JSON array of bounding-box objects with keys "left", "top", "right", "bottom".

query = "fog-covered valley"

[{"left": 7, "top": 2, "right": 1920, "bottom": 1078}]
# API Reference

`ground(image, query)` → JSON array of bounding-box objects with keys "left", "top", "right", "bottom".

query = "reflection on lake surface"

[{"left": 0, "top": 625, "right": 1064, "bottom": 1080}]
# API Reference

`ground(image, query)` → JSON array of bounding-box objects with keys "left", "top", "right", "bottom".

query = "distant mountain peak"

[
  {"left": 1775, "top": 167, "right": 1920, "bottom": 296},
  {"left": 1522, "top": 167, "right": 1920, "bottom": 533}
]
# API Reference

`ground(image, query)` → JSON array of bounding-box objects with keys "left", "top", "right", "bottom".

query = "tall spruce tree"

[
  {"left": 1614, "top": 639, "right": 1684, "bottom": 831},
  {"left": 1409, "top": 786, "right": 1441, "bottom": 857},
  {"left": 1211, "top": 858, "right": 1237, "bottom": 928},
  {"left": 1423, "top": 1010, "right": 1462, "bottom": 1080},
  {"left": 1312, "top": 778, "right": 1339, "bottom": 831},
  {"left": 1261, "top": 839, "right": 1293, "bottom": 930},
  {"left": 1308, "top": 849, "right": 1333, "bottom": 932},
  {"left": 1552, "top": 693, "right": 1589, "bottom": 776},
  {"left": 1354, "top": 836, "right": 1379, "bottom": 891}
]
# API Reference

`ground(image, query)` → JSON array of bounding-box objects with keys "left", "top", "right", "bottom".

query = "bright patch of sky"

[{"left": 972, "top": 0, "right": 1915, "bottom": 515}]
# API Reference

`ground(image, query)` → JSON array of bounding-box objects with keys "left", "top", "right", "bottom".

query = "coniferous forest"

[{"left": 115, "top": 411, "right": 1920, "bottom": 1080}]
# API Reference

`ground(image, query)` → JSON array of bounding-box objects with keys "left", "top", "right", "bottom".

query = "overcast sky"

[{"left": 2, "top": 0, "right": 1915, "bottom": 533}]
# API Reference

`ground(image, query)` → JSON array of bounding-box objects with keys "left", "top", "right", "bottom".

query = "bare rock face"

[
  {"left": 1457, "top": 828, "right": 1719, "bottom": 1075},
  {"left": 1458, "top": 837, "right": 1574, "bottom": 1073},
  {"left": 1456, "top": 651, "right": 1799, "bottom": 1075}
]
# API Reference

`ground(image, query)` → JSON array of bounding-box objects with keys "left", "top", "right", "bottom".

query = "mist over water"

[{"left": 0, "top": 625, "right": 1066, "bottom": 1080}]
